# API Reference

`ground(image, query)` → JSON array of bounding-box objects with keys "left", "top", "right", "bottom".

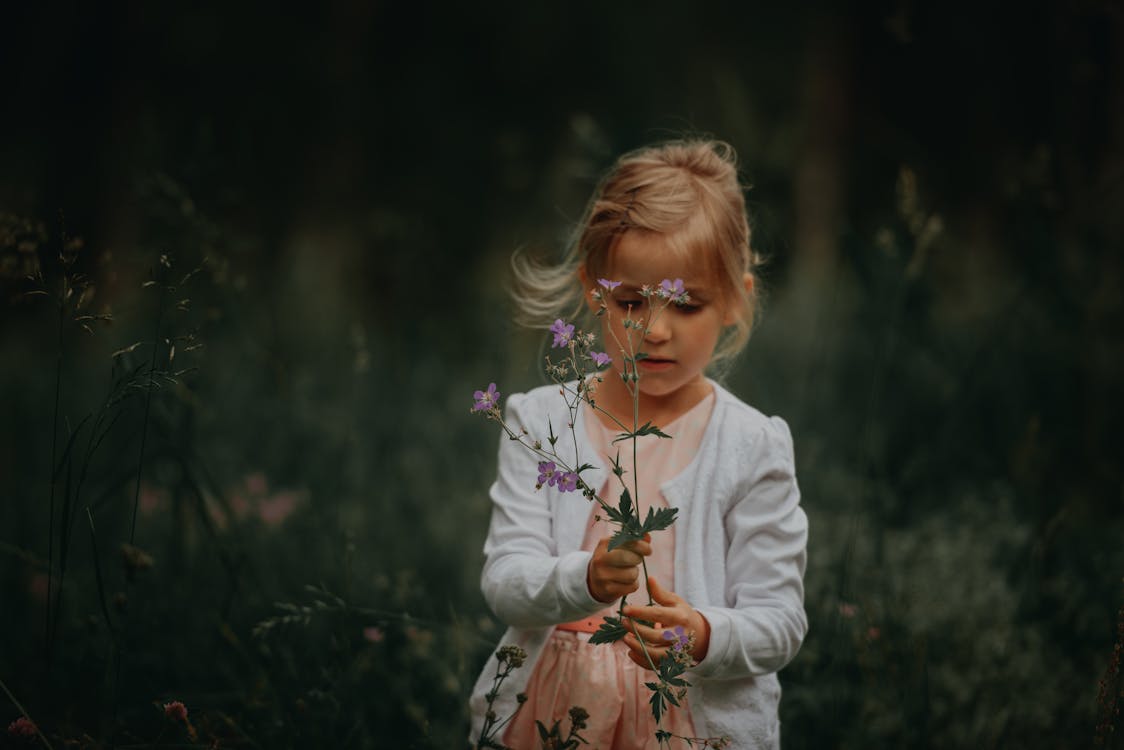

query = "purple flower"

[
  {"left": 472, "top": 383, "right": 500, "bottom": 412},
  {"left": 537, "top": 461, "right": 558, "bottom": 488},
  {"left": 597, "top": 278, "right": 622, "bottom": 291},
  {"left": 658, "top": 278, "right": 687, "bottom": 303},
  {"left": 557, "top": 472, "right": 578, "bottom": 492},
  {"left": 549, "top": 319, "right": 575, "bottom": 348},
  {"left": 589, "top": 351, "right": 611, "bottom": 367},
  {"left": 662, "top": 625, "right": 690, "bottom": 653}
]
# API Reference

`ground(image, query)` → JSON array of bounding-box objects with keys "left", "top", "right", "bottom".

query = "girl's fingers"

[
  {"left": 645, "top": 575, "right": 680, "bottom": 606},
  {"left": 599, "top": 536, "right": 652, "bottom": 558},
  {"left": 628, "top": 539, "right": 653, "bottom": 557},
  {"left": 622, "top": 603, "right": 682, "bottom": 624},
  {"left": 607, "top": 549, "right": 644, "bottom": 568},
  {"left": 628, "top": 621, "right": 673, "bottom": 644},
  {"left": 622, "top": 633, "right": 666, "bottom": 670}
]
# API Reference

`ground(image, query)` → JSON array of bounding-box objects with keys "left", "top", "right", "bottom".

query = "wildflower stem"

[
  {"left": 630, "top": 617, "right": 661, "bottom": 673},
  {"left": 567, "top": 341, "right": 583, "bottom": 482},
  {"left": 557, "top": 380, "right": 631, "bottom": 433},
  {"left": 494, "top": 420, "right": 616, "bottom": 519},
  {"left": 45, "top": 301, "right": 62, "bottom": 663},
  {"left": 129, "top": 266, "right": 165, "bottom": 544},
  {"left": 0, "top": 675, "right": 56, "bottom": 750},
  {"left": 85, "top": 508, "right": 115, "bottom": 636}
]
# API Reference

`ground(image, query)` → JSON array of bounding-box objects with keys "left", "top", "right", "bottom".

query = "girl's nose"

[{"left": 644, "top": 313, "right": 671, "bottom": 344}]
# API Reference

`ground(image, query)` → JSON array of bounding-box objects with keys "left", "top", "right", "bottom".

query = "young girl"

[{"left": 470, "top": 140, "right": 808, "bottom": 749}]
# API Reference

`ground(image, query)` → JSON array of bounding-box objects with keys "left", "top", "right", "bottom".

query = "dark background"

[{"left": 1, "top": 1, "right": 1122, "bottom": 748}]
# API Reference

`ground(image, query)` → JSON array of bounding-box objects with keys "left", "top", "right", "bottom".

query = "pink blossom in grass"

[
  {"left": 163, "top": 701, "right": 188, "bottom": 723},
  {"left": 205, "top": 493, "right": 229, "bottom": 531},
  {"left": 228, "top": 492, "right": 251, "bottom": 519},
  {"left": 7, "top": 717, "right": 36, "bottom": 738},
  {"left": 245, "top": 472, "right": 268, "bottom": 496},
  {"left": 838, "top": 603, "right": 857, "bottom": 619},
  {"left": 27, "top": 572, "right": 49, "bottom": 603},
  {"left": 257, "top": 490, "right": 301, "bottom": 527},
  {"left": 139, "top": 482, "right": 169, "bottom": 516},
  {"left": 363, "top": 626, "right": 385, "bottom": 643}
]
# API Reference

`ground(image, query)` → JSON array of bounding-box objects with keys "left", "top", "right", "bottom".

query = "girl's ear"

[{"left": 724, "top": 272, "right": 755, "bottom": 326}]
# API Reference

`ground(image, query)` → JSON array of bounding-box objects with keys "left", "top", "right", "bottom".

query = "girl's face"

[{"left": 584, "top": 231, "right": 747, "bottom": 408}]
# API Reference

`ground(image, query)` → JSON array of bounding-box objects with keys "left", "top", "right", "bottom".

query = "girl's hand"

[
  {"left": 586, "top": 534, "right": 652, "bottom": 603},
  {"left": 621, "top": 576, "right": 711, "bottom": 669}
]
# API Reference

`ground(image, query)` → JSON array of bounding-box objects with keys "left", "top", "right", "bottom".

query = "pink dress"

[{"left": 504, "top": 391, "right": 716, "bottom": 749}]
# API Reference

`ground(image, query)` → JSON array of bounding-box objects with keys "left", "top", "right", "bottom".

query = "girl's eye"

[
  {"left": 615, "top": 298, "right": 644, "bottom": 311},
  {"left": 676, "top": 303, "right": 702, "bottom": 314}
]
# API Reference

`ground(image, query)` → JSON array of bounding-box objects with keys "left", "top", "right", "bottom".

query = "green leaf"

[
  {"left": 618, "top": 488, "right": 633, "bottom": 519},
  {"left": 587, "top": 616, "right": 629, "bottom": 645},
  {"left": 648, "top": 687, "right": 666, "bottom": 723},
  {"left": 639, "top": 505, "right": 678, "bottom": 535},
  {"left": 548, "top": 417, "right": 558, "bottom": 447},
  {"left": 535, "top": 720, "right": 553, "bottom": 742},
  {"left": 611, "top": 421, "right": 673, "bottom": 444},
  {"left": 633, "top": 421, "right": 672, "bottom": 439},
  {"left": 601, "top": 504, "right": 626, "bottom": 525}
]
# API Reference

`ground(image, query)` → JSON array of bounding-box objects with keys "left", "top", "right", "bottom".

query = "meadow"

[{"left": 2, "top": 3, "right": 1122, "bottom": 748}]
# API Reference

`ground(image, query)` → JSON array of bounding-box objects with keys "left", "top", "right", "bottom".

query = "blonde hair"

[{"left": 512, "top": 138, "right": 762, "bottom": 368}]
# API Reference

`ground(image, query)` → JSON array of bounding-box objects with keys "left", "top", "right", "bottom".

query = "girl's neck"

[{"left": 588, "top": 372, "right": 713, "bottom": 431}]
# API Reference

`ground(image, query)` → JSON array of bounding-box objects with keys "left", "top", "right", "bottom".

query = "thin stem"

[
  {"left": 565, "top": 342, "right": 585, "bottom": 480},
  {"left": 45, "top": 301, "right": 62, "bottom": 661},
  {"left": 86, "top": 508, "right": 115, "bottom": 636},
  {"left": 130, "top": 273, "right": 165, "bottom": 544},
  {"left": 0, "top": 674, "right": 56, "bottom": 750},
  {"left": 493, "top": 419, "right": 617, "bottom": 518},
  {"left": 557, "top": 380, "right": 631, "bottom": 433},
  {"left": 477, "top": 660, "right": 524, "bottom": 744},
  {"left": 629, "top": 617, "right": 661, "bottom": 673},
  {"left": 596, "top": 298, "right": 675, "bottom": 608}
]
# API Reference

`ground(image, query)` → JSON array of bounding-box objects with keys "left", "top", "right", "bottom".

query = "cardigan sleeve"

[
  {"left": 692, "top": 415, "right": 809, "bottom": 679},
  {"left": 480, "top": 392, "right": 606, "bottom": 628}
]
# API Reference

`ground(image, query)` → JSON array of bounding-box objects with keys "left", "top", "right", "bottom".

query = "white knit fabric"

[{"left": 470, "top": 379, "right": 808, "bottom": 748}]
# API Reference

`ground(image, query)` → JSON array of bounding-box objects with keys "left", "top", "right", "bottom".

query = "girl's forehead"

[{"left": 603, "top": 231, "right": 720, "bottom": 291}]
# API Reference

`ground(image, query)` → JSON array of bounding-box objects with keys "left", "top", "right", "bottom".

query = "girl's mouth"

[{"left": 638, "top": 358, "right": 675, "bottom": 372}]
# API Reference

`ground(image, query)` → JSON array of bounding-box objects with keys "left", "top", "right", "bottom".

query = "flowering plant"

[{"left": 472, "top": 278, "right": 730, "bottom": 748}]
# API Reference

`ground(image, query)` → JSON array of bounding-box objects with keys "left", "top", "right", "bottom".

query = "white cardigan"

[{"left": 469, "top": 380, "right": 808, "bottom": 748}]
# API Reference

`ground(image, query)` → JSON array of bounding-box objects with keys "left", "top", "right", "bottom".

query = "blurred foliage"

[{"left": 2, "top": 1, "right": 1123, "bottom": 748}]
